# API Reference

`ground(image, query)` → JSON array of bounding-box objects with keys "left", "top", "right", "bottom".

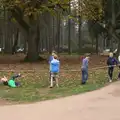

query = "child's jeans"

[
  {"left": 15, "top": 82, "right": 21, "bottom": 87},
  {"left": 118, "top": 73, "right": 120, "bottom": 79},
  {"left": 81, "top": 68, "right": 88, "bottom": 84}
]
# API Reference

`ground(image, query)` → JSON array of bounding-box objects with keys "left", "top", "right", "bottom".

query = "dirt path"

[{"left": 0, "top": 82, "right": 120, "bottom": 120}]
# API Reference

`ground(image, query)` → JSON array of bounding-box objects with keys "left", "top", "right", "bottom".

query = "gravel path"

[{"left": 0, "top": 82, "right": 120, "bottom": 120}]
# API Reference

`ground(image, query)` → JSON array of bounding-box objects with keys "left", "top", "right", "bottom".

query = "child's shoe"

[{"left": 109, "top": 79, "right": 112, "bottom": 83}]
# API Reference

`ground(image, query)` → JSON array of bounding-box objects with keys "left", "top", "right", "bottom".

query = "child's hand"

[{"left": 18, "top": 73, "right": 21, "bottom": 76}]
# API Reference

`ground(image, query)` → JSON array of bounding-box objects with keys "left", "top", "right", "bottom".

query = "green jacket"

[{"left": 8, "top": 79, "right": 16, "bottom": 88}]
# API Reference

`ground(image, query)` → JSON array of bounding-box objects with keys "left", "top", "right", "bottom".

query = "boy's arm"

[
  {"left": 11, "top": 74, "right": 21, "bottom": 80},
  {"left": 49, "top": 56, "right": 52, "bottom": 64}
]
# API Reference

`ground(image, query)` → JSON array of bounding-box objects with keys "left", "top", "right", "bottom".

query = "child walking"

[
  {"left": 81, "top": 55, "right": 90, "bottom": 84},
  {"left": 49, "top": 51, "right": 57, "bottom": 81},
  {"left": 49, "top": 54, "right": 60, "bottom": 88},
  {"left": 107, "top": 52, "right": 118, "bottom": 82}
]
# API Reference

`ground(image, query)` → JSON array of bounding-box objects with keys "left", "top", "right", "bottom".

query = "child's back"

[
  {"left": 50, "top": 59, "right": 60, "bottom": 73},
  {"left": 81, "top": 57, "right": 89, "bottom": 70}
]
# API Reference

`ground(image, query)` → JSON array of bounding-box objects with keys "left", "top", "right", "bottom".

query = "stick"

[{"left": 0, "top": 64, "right": 119, "bottom": 72}]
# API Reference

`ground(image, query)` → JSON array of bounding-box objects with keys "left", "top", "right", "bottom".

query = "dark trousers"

[
  {"left": 108, "top": 67, "right": 114, "bottom": 79},
  {"left": 82, "top": 68, "right": 88, "bottom": 84}
]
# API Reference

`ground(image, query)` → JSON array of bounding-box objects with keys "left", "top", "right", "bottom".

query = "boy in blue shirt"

[
  {"left": 49, "top": 51, "right": 57, "bottom": 82},
  {"left": 50, "top": 54, "right": 60, "bottom": 88}
]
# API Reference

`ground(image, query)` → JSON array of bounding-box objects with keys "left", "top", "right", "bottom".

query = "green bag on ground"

[{"left": 8, "top": 79, "right": 16, "bottom": 88}]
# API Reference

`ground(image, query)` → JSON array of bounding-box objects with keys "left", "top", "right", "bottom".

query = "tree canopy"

[
  {"left": 0, "top": 0, "right": 104, "bottom": 21},
  {"left": 71, "top": 0, "right": 104, "bottom": 21},
  {"left": 0, "top": 0, "right": 69, "bottom": 16},
  {"left": 0, "top": 0, "right": 106, "bottom": 61}
]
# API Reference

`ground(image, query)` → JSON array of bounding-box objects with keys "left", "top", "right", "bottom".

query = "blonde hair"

[
  {"left": 85, "top": 53, "right": 90, "bottom": 59},
  {"left": 109, "top": 52, "right": 113, "bottom": 57},
  {"left": 52, "top": 52, "right": 56, "bottom": 56},
  {"left": 53, "top": 54, "right": 58, "bottom": 59}
]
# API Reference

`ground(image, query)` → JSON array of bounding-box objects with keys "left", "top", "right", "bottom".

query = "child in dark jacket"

[{"left": 107, "top": 52, "right": 118, "bottom": 82}]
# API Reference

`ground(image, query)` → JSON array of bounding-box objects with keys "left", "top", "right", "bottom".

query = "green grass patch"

[{"left": 0, "top": 68, "right": 118, "bottom": 103}]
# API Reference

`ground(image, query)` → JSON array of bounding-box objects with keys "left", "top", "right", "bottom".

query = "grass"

[{"left": 0, "top": 68, "right": 118, "bottom": 103}]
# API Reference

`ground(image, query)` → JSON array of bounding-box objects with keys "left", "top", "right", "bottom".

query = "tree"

[
  {"left": 70, "top": 0, "right": 104, "bottom": 54},
  {"left": 0, "top": 0, "right": 69, "bottom": 61},
  {"left": 88, "top": 0, "right": 120, "bottom": 56}
]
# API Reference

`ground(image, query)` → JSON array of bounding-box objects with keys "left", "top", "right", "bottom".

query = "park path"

[{"left": 0, "top": 82, "right": 120, "bottom": 120}]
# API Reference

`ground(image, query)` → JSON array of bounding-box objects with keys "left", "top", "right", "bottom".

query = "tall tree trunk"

[
  {"left": 57, "top": 13, "right": 60, "bottom": 53},
  {"left": 26, "top": 26, "right": 39, "bottom": 61},
  {"left": 26, "top": 16, "right": 39, "bottom": 62},
  {"left": 68, "top": 0, "right": 71, "bottom": 54},
  {"left": 12, "top": 28, "right": 19, "bottom": 54},
  {"left": 110, "top": 0, "right": 115, "bottom": 52},
  {"left": 12, "top": 9, "right": 41, "bottom": 61},
  {"left": 78, "top": 16, "right": 82, "bottom": 54},
  {"left": 117, "top": 39, "right": 120, "bottom": 57},
  {"left": 96, "top": 35, "right": 99, "bottom": 54}
]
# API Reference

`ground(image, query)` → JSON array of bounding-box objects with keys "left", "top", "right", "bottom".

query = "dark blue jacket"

[{"left": 107, "top": 57, "right": 118, "bottom": 67}]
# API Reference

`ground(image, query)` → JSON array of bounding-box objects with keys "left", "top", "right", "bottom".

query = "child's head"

[
  {"left": 109, "top": 52, "right": 113, "bottom": 57},
  {"left": 53, "top": 54, "right": 58, "bottom": 59},
  {"left": 85, "top": 53, "right": 90, "bottom": 60},
  {"left": 1, "top": 76, "right": 8, "bottom": 82},
  {"left": 52, "top": 50, "right": 56, "bottom": 54},
  {"left": 52, "top": 52, "right": 56, "bottom": 56}
]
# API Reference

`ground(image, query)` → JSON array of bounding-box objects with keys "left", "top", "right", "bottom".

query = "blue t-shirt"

[{"left": 50, "top": 59, "right": 60, "bottom": 73}]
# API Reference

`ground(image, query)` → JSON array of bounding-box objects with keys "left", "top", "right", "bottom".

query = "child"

[
  {"left": 49, "top": 51, "right": 57, "bottom": 81},
  {"left": 49, "top": 54, "right": 60, "bottom": 88},
  {"left": 0, "top": 73, "right": 21, "bottom": 88},
  {"left": 49, "top": 50, "right": 57, "bottom": 63},
  {"left": 107, "top": 52, "right": 118, "bottom": 82},
  {"left": 81, "top": 55, "right": 90, "bottom": 84}
]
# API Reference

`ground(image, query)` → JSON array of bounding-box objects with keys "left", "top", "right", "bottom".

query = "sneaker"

[
  {"left": 109, "top": 79, "right": 112, "bottom": 83},
  {"left": 81, "top": 82, "right": 86, "bottom": 85},
  {"left": 50, "top": 86, "right": 53, "bottom": 88}
]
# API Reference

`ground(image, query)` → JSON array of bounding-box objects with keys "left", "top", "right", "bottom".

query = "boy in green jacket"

[{"left": 0, "top": 73, "right": 21, "bottom": 88}]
